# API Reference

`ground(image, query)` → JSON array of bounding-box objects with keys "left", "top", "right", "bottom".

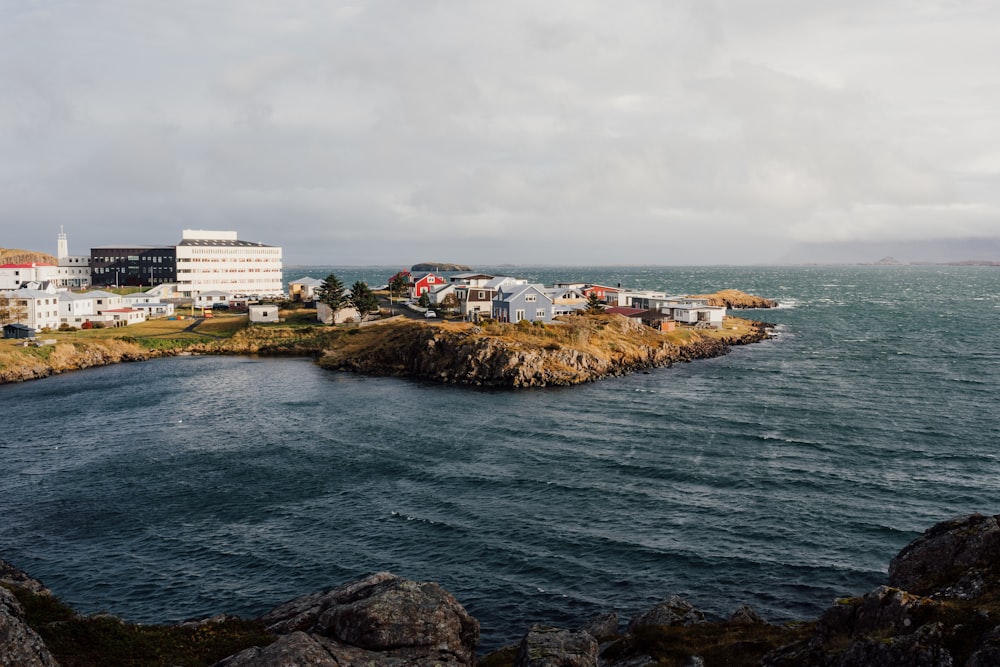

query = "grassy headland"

[{"left": 0, "top": 294, "right": 773, "bottom": 387}]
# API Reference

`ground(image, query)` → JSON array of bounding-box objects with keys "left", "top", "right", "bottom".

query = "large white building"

[{"left": 174, "top": 230, "right": 283, "bottom": 298}]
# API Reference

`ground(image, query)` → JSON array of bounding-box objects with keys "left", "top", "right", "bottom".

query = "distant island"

[{"left": 411, "top": 262, "right": 472, "bottom": 272}]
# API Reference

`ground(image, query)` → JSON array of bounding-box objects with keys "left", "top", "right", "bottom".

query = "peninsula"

[{"left": 0, "top": 309, "right": 771, "bottom": 387}]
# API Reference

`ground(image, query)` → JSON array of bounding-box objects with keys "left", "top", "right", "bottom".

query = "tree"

[
  {"left": 317, "top": 274, "right": 347, "bottom": 314},
  {"left": 389, "top": 272, "right": 409, "bottom": 299},
  {"left": 418, "top": 293, "right": 431, "bottom": 309},
  {"left": 440, "top": 292, "right": 460, "bottom": 314},
  {"left": 586, "top": 292, "right": 604, "bottom": 313},
  {"left": 0, "top": 294, "right": 10, "bottom": 325},
  {"left": 349, "top": 281, "right": 379, "bottom": 322}
]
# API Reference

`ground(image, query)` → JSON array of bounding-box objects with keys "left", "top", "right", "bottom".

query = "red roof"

[
  {"left": 605, "top": 307, "right": 646, "bottom": 317},
  {"left": 0, "top": 263, "right": 56, "bottom": 269}
]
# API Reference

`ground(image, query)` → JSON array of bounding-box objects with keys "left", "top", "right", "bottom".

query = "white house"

[
  {"left": 130, "top": 302, "right": 175, "bottom": 318},
  {"left": 664, "top": 303, "right": 726, "bottom": 328},
  {"left": 288, "top": 277, "right": 324, "bottom": 302},
  {"left": 316, "top": 302, "right": 361, "bottom": 325},
  {"left": 100, "top": 308, "right": 147, "bottom": 327},
  {"left": 193, "top": 290, "right": 232, "bottom": 309},
  {"left": 59, "top": 292, "right": 97, "bottom": 326},
  {"left": 249, "top": 304, "right": 280, "bottom": 323},
  {"left": 1, "top": 287, "right": 62, "bottom": 331}
]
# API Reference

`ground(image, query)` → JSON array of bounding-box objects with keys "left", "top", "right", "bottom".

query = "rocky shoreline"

[
  {"left": 4, "top": 513, "right": 1000, "bottom": 666},
  {"left": 0, "top": 315, "right": 773, "bottom": 388}
]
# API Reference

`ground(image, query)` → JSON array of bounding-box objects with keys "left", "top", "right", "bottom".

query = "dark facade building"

[{"left": 90, "top": 246, "right": 177, "bottom": 287}]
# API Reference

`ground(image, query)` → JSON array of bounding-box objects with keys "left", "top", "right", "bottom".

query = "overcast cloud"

[{"left": 2, "top": 0, "right": 999, "bottom": 264}]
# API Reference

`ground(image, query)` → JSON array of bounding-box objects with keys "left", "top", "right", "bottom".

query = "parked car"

[
  {"left": 211, "top": 303, "right": 230, "bottom": 310},
  {"left": 424, "top": 310, "right": 437, "bottom": 318}
]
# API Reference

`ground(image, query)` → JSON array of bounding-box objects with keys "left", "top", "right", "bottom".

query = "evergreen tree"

[
  {"left": 418, "top": 293, "right": 431, "bottom": 309},
  {"left": 389, "top": 272, "right": 409, "bottom": 299},
  {"left": 317, "top": 274, "right": 346, "bottom": 315},
  {"left": 586, "top": 292, "right": 604, "bottom": 313},
  {"left": 349, "top": 281, "right": 380, "bottom": 322}
]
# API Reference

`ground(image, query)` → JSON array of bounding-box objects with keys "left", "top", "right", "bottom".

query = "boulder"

[
  {"left": 577, "top": 612, "right": 619, "bottom": 640},
  {"left": 626, "top": 596, "right": 705, "bottom": 632},
  {"left": 888, "top": 513, "right": 1000, "bottom": 599},
  {"left": 514, "top": 625, "right": 598, "bottom": 667},
  {"left": 0, "top": 558, "right": 51, "bottom": 595},
  {"left": 727, "top": 605, "right": 768, "bottom": 626},
  {"left": 259, "top": 572, "right": 479, "bottom": 666},
  {"left": 0, "top": 585, "right": 60, "bottom": 667}
]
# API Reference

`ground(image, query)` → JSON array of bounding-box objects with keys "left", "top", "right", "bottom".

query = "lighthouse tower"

[
  {"left": 57, "top": 226, "right": 69, "bottom": 261},
  {"left": 54, "top": 226, "right": 92, "bottom": 288}
]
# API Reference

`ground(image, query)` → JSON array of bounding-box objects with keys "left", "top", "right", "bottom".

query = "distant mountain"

[
  {"left": 0, "top": 248, "right": 58, "bottom": 265},
  {"left": 775, "top": 238, "right": 1000, "bottom": 265}
]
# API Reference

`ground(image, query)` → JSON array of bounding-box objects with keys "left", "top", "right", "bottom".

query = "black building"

[{"left": 90, "top": 246, "right": 177, "bottom": 287}]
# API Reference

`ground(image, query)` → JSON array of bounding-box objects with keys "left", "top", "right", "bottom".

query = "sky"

[{"left": 2, "top": 0, "right": 1000, "bottom": 265}]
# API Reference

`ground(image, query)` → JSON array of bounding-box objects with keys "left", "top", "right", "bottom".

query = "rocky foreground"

[{"left": 4, "top": 513, "right": 1000, "bottom": 666}]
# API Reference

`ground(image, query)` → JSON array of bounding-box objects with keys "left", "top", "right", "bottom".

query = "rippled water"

[{"left": 2, "top": 265, "right": 999, "bottom": 649}]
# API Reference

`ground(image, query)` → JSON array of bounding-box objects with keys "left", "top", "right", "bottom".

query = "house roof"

[
  {"left": 0, "top": 263, "right": 56, "bottom": 268},
  {"left": 289, "top": 277, "right": 324, "bottom": 287},
  {"left": 3, "top": 323, "right": 33, "bottom": 331},
  {"left": 176, "top": 238, "right": 273, "bottom": 248},
  {"left": 497, "top": 284, "right": 553, "bottom": 303},
  {"left": 605, "top": 307, "right": 646, "bottom": 317}
]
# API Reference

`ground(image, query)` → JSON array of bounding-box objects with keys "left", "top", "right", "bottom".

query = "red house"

[
  {"left": 582, "top": 284, "right": 620, "bottom": 303},
  {"left": 410, "top": 272, "right": 443, "bottom": 299}
]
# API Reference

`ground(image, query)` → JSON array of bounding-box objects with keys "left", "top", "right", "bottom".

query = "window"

[
  {"left": 536, "top": 309, "right": 546, "bottom": 318},
  {"left": 515, "top": 309, "right": 524, "bottom": 322},
  {"left": 525, "top": 294, "right": 536, "bottom": 302}
]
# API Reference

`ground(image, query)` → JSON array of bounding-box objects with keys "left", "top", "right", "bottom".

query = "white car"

[{"left": 424, "top": 310, "right": 437, "bottom": 318}]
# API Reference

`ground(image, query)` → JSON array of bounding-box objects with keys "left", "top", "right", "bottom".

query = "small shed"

[
  {"left": 249, "top": 304, "right": 279, "bottom": 323},
  {"left": 3, "top": 323, "right": 35, "bottom": 339}
]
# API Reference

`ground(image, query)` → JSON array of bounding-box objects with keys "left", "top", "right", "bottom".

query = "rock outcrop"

[
  {"left": 0, "top": 561, "right": 60, "bottom": 667},
  {"left": 763, "top": 513, "right": 1000, "bottom": 666},
  {"left": 0, "top": 340, "right": 158, "bottom": 384},
  {"left": 515, "top": 625, "right": 598, "bottom": 667},
  {"left": 219, "top": 571, "right": 479, "bottom": 667},
  {"left": 318, "top": 316, "right": 772, "bottom": 388},
  {"left": 690, "top": 289, "right": 778, "bottom": 309}
]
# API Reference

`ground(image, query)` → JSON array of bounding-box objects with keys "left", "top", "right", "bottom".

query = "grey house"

[
  {"left": 3, "top": 323, "right": 35, "bottom": 339},
  {"left": 492, "top": 284, "right": 553, "bottom": 323}
]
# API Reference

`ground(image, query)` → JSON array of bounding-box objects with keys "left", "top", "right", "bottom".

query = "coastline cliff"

[
  {"left": 4, "top": 513, "right": 1000, "bottom": 666},
  {"left": 315, "top": 315, "right": 772, "bottom": 387}
]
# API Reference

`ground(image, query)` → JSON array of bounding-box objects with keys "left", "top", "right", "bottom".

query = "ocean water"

[{"left": 1, "top": 265, "right": 999, "bottom": 650}]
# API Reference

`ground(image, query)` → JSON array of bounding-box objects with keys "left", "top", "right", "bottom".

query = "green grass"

[{"left": 5, "top": 585, "right": 274, "bottom": 667}]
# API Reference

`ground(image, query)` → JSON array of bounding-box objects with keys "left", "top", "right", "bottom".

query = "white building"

[
  {"left": 56, "top": 227, "right": 91, "bottom": 288},
  {"left": 1, "top": 287, "right": 62, "bottom": 331},
  {"left": 174, "top": 229, "right": 282, "bottom": 298},
  {"left": 249, "top": 304, "right": 280, "bottom": 323},
  {"left": 0, "top": 263, "right": 60, "bottom": 290}
]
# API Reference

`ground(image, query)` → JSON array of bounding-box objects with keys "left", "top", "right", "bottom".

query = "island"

[{"left": 411, "top": 262, "right": 473, "bottom": 272}]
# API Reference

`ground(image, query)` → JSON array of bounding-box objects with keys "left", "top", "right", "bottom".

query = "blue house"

[{"left": 492, "top": 284, "right": 553, "bottom": 323}]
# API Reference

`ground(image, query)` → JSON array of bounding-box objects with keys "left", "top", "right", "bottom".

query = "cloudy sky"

[{"left": 2, "top": 1, "right": 999, "bottom": 265}]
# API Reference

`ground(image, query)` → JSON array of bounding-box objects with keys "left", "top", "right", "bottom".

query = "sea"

[{"left": 1, "top": 265, "right": 998, "bottom": 650}]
